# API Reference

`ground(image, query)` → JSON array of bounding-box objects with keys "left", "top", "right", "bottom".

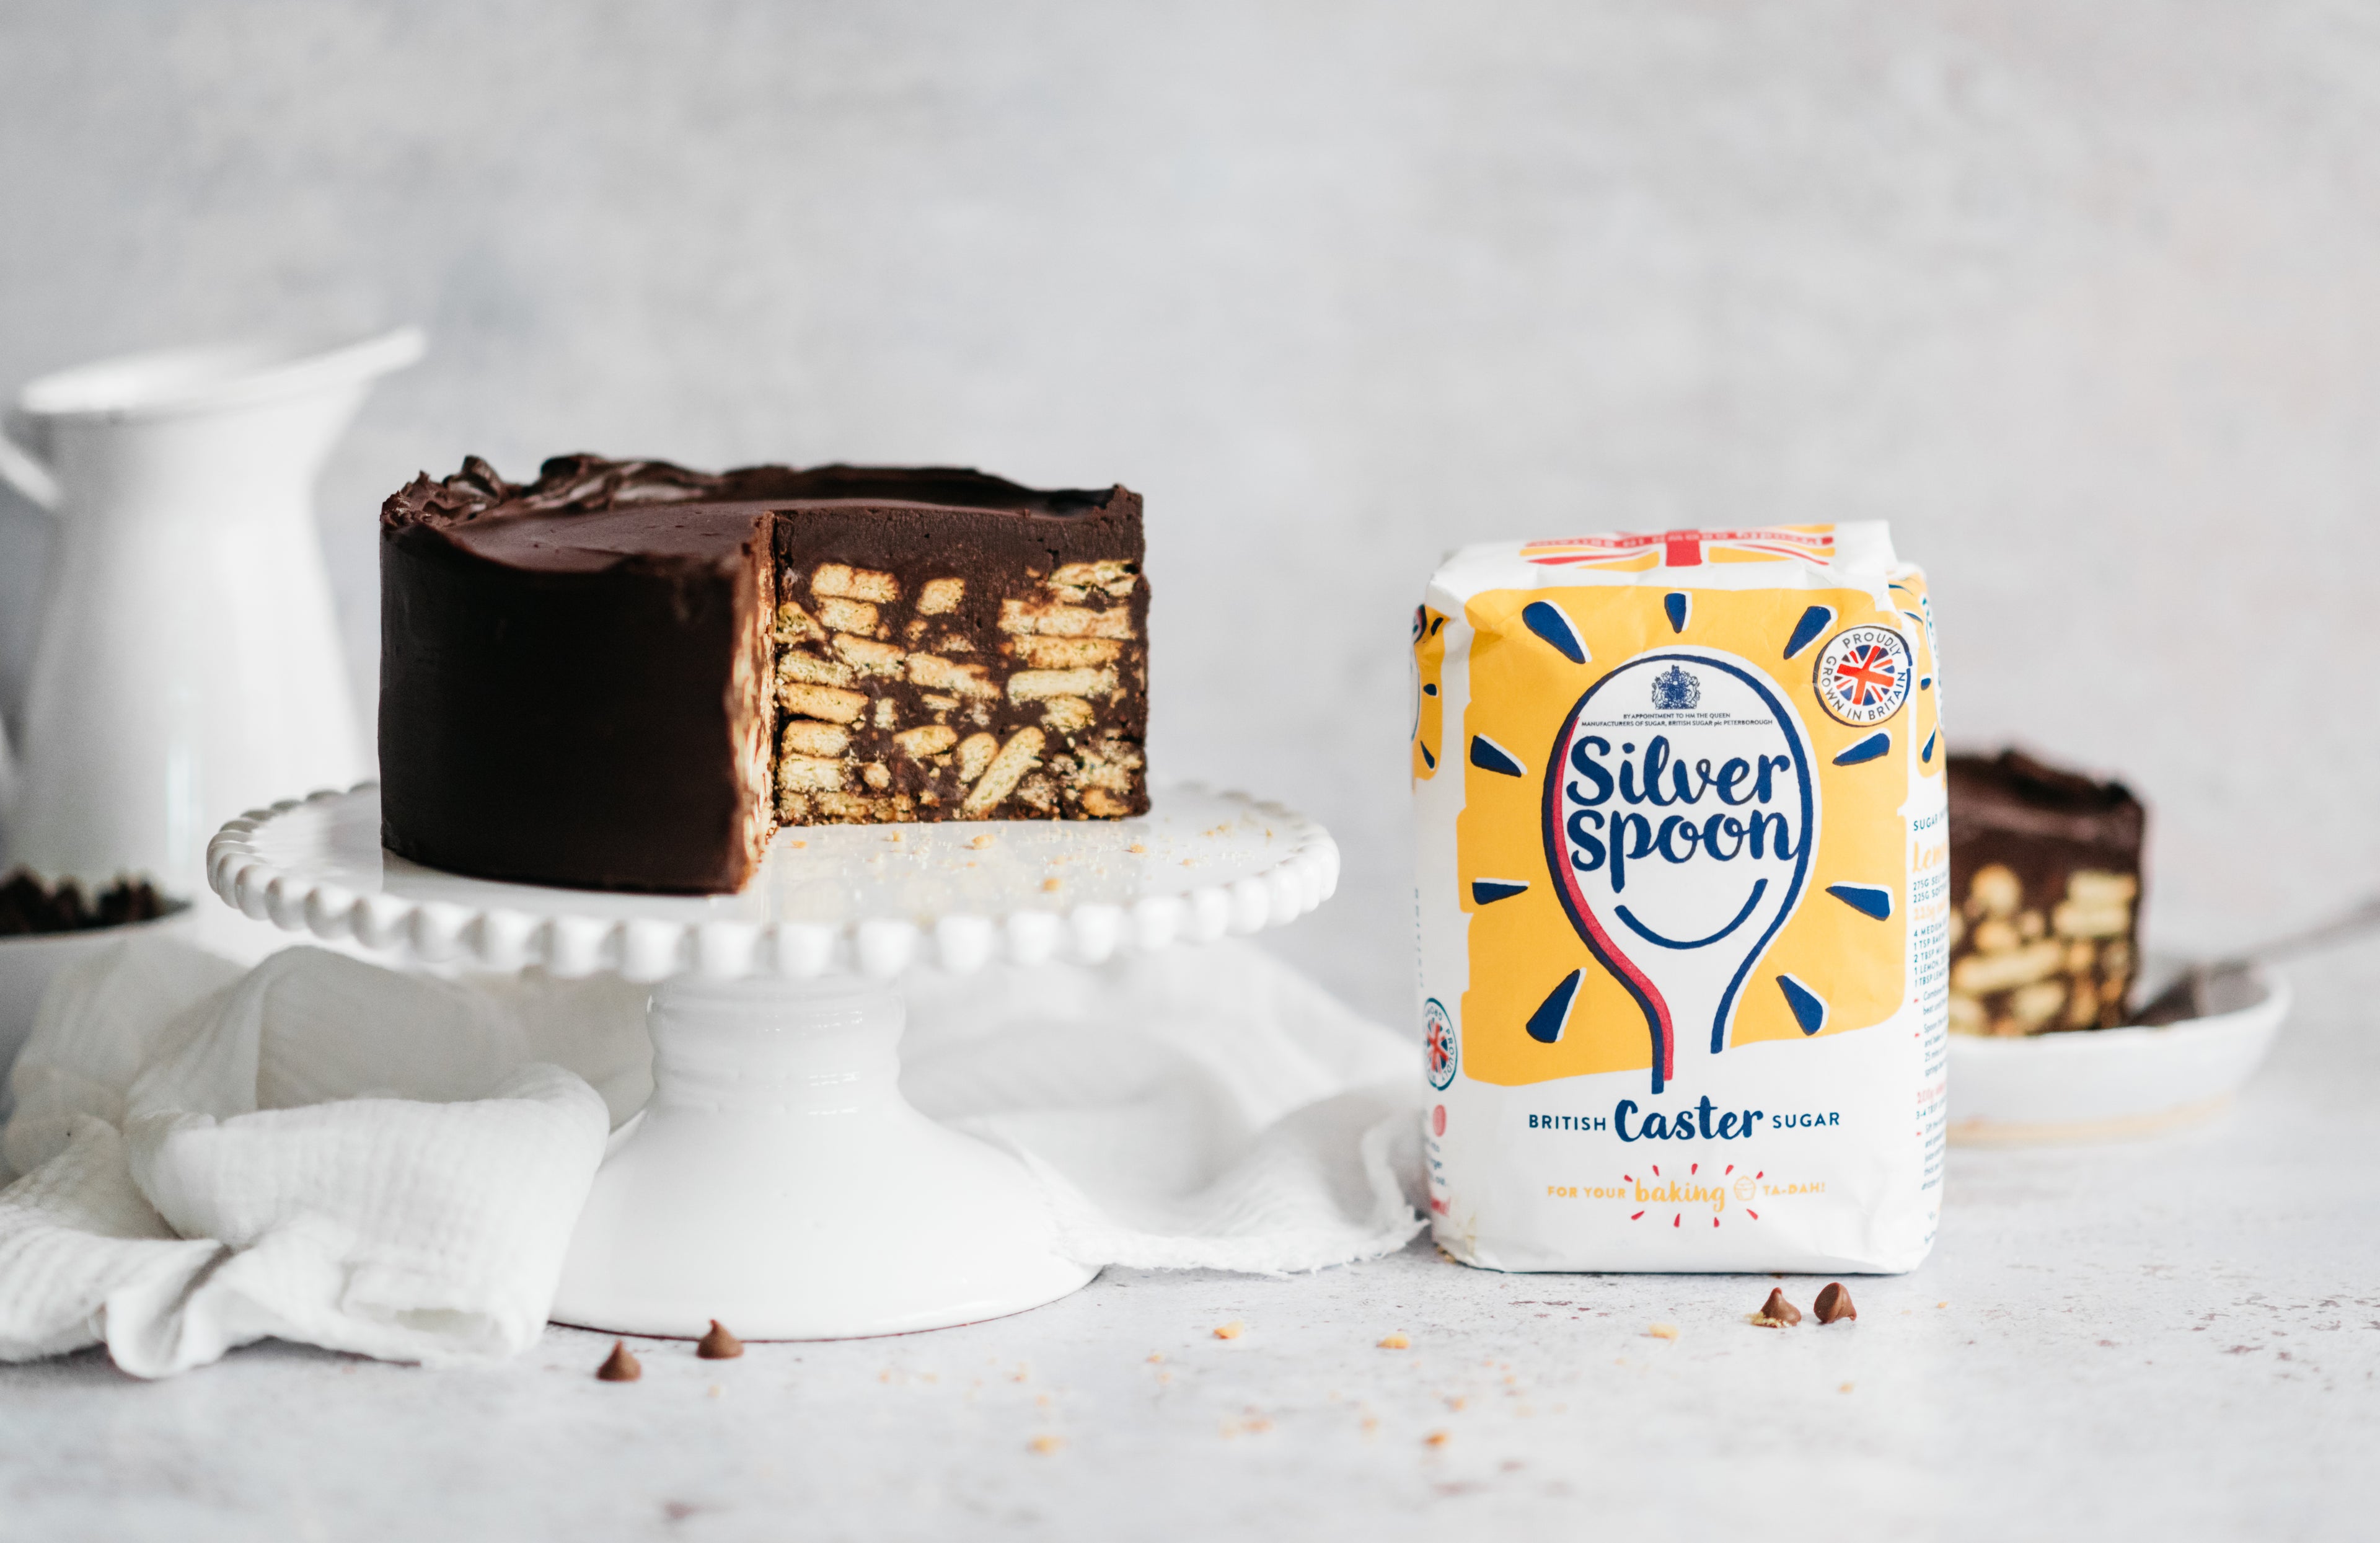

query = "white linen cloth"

[{"left": 0, "top": 936, "right": 1423, "bottom": 1377}]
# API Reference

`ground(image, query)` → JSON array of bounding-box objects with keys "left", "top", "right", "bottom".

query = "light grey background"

[{"left": 4, "top": 1, "right": 2376, "bottom": 1025}]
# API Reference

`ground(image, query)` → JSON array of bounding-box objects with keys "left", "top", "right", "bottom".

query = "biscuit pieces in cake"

[
  {"left": 1944, "top": 749, "right": 2144, "bottom": 1035},
  {"left": 767, "top": 475, "right": 1147, "bottom": 828},
  {"left": 1413, "top": 524, "right": 1946, "bottom": 1273},
  {"left": 379, "top": 456, "right": 1147, "bottom": 895}
]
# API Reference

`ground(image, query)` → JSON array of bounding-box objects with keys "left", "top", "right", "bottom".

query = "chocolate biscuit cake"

[
  {"left": 1945, "top": 749, "right": 2145, "bottom": 1035},
  {"left": 380, "top": 455, "right": 1147, "bottom": 893}
]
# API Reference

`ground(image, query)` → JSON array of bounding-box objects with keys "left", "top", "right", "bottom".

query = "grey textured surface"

[
  {"left": 4, "top": 2, "right": 2379, "bottom": 1024},
  {"left": 2, "top": 947, "right": 2374, "bottom": 1541}
]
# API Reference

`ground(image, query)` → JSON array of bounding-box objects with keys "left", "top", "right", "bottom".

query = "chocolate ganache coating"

[{"left": 379, "top": 455, "right": 1145, "bottom": 895}]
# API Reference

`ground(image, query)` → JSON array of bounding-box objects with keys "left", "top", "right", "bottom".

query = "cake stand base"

[
  {"left": 550, "top": 975, "right": 1096, "bottom": 1340},
  {"left": 210, "top": 784, "right": 1337, "bottom": 1340}
]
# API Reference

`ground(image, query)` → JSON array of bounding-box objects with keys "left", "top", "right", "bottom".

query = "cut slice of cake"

[
  {"left": 764, "top": 467, "right": 1148, "bottom": 828},
  {"left": 379, "top": 456, "right": 1147, "bottom": 894},
  {"left": 1944, "top": 749, "right": 2145, "bottom": 1035}
]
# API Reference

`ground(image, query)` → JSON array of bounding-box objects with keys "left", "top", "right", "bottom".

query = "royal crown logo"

[{"left": 1651, "top": 664, "right": 1701, "bottom": 711}]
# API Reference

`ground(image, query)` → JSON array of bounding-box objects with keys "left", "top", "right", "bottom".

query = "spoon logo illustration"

[{"left": 1537, "top": 649, "right": 1818, "bottom": 1094}]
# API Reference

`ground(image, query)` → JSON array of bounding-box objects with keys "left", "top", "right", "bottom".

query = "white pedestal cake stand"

[{"left": 205, "top": 783, "right": 1337, "bottom": 1340}]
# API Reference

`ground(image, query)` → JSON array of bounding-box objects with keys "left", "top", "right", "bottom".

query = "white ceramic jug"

[{"left": 0, "top": 328, "right": 423, "bottom": 899}]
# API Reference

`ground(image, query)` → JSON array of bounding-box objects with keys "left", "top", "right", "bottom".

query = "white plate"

[{"left": 1947, "top": 961, "right": 2288, "bottom": 1144}]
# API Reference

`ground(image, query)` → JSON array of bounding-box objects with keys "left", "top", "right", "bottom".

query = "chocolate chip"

[
  {"left": 697, "top": 1320, "right": 744, "bottom": 1360},
  {"left": 1754, "top": 1288, "right": 1802, "bottom": 1326},
  {"left": 597, "top": 1340, "right": 643, "bottom": 1381},
  {"left": 1813, "top": 1283, "right": 1857, "bottom": 1324}
]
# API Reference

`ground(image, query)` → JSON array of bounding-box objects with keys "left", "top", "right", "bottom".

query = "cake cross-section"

[
  {"left": 1944, "top": 749, "right": 2144, "bottom": 1035},
  {"left": 379, "top": 455, "right": 1148, "bottom": 894}
]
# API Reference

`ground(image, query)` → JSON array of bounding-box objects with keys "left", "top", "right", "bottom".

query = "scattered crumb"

[
  {"left": 1938, "top": 1301, "right": 1950, "bottom": 1309},
  {"left": 1147, "top": 1352, "right": 1165, "bottom": 1363},
  {"left": 1445, "top": 1396, "right": 1466, "bottom": 1411},
  {"left": 1362, "top": 1417, "right": 1380, "bottom": 1436},
  {"left": 1129, "top": 842, "right": 1147, "bottom": 854},
  {"left": 971, "top": 834, "right": 994, "bottom": 849},
  {"left": 1012, "top": 1363, "right": 1031, "bottom": 1381},
  {"left": 1646, "top": 1324, "right": 1680, "bottom": 1341},
  {"left": 1214, "top": 1320, "right": 1246, "bottom": 1340},
  {"left": 1378, "top": 1333, "right": 1411, "bottom": 1350},
  {"left": 1035, "top": 1394, "right": 1052, "bottom": 1407},
  {"left": 1028, "top": 1435, "right": 1064, "bottom": 1455},
  {"left": 1041, "top": 877, "right": 1062, "bottom": 892},
  {"left": 707, "top": 1384, "right": 725, "bottom": 1399},
  {"left": 1840, "top": 1382, "right": 1855, "bottom": 1394},
  {"left": 790, "top": 840, "right": 806, "bottom": 849},
  {"left": 1424, "top": 1430, "right": 1452, "bottom": 1448}
]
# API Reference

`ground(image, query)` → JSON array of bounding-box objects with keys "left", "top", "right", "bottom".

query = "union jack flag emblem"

[
  {"left": 1829, "top": 642, "right": 1899, "bottom": 707},
  {"left": 1423, "top": 999, "right": 1458, "bottom": 1090},
  {"left": 1520, "top": 526, "right": 1836, "bottom": 569},
  {"left": 1812, "top": 625, "right": 1913, "bottom": 726}
]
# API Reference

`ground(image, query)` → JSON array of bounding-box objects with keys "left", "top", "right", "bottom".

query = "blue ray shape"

[
  {"left": 1825, "top": 883, "right": 1893, "bottom": 921},
  {"left": 1783, "top": 604, "right": 1834, "bottom": 660},
  {"left": 1833, "top": 732, "right": 1890, "bottom": 766},
  {"left": 1471, "top": 878, "right": 1530, "bottom": 906},
  {"left": 1664, "top": 593, "right": 1690, "bottom": 633},
  {"left": 1419, "top": 743, "right": 1435, "bottom": 769},
  {"left": 1527, "top": 969, "right": 1584, "bottom": 1044},
  {"left": 1470, "top": 735, "right": 1526, "bottom": 777},
  {"left": 1776, "top": 974, "right": 1828, "bottom": 1036},
  {"left": 1522, "top": 599, "right": 1589, "bottom": 664},
  {"left": 1921, "top": 728, "right": 1937, "bottom": 764}
]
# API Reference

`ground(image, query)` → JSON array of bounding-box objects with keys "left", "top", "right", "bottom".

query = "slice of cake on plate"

[
  {"left": 1944, "top": 749, "right": 2145, "bottom": 1035},
  {"left": 379, "top": 455, "right": 1147, "bottom": 894}
]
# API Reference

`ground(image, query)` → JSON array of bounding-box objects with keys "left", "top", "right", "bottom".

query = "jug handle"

[{"left": 0, "top": 411, "right": 60, "bottom": 512}]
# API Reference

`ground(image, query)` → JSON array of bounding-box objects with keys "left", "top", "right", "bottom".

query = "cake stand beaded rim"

[{"left": 205, "top": 782, "right": 1339, "bottom": 983}]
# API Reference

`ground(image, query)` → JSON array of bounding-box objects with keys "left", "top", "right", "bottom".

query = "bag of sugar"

[{"left": 1411, "top": 524, "right": 1947, "bottom": 1272}]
